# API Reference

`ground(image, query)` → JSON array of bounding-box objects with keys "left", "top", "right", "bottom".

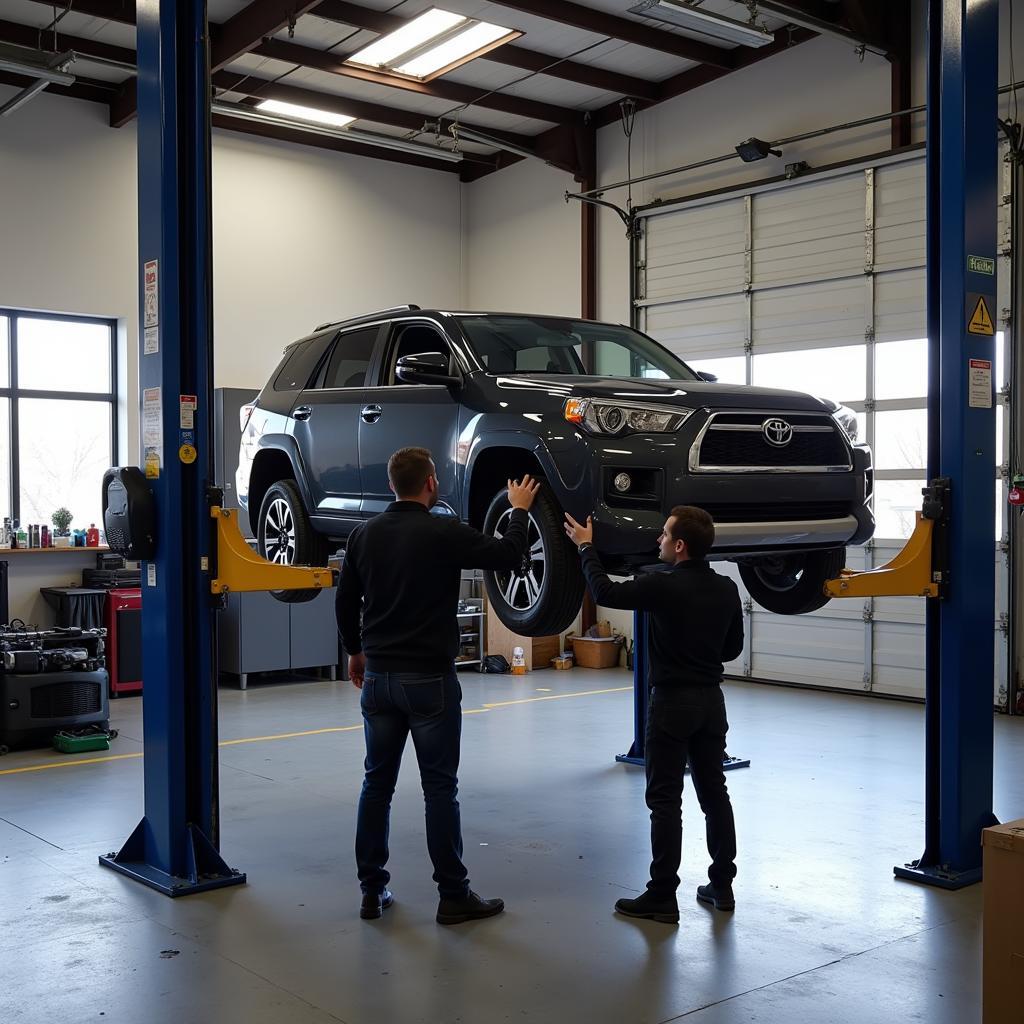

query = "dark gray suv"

[{"left": 238, "top": 305, "right": 873, "bottom": 636}]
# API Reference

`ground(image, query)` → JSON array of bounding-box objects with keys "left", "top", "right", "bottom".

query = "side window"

[
  {"left": 273, "top": 337, "right": 331, "bottom": 392},
  {"left": 321, "top": 327, "right": 379, "bottom": 389},
  {"left": 386, "top": 323, "right": 452, "bottom": 385}
]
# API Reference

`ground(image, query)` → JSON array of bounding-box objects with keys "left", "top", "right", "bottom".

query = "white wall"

[{"left": 461, "top": 156, "right": 581, "bottom": 315}]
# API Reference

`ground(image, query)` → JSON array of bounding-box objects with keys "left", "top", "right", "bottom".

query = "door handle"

[
  {"left": 293, "top": 405, "right": 313, "bottom": 421},
  {"left": 361, "top": 404, "right": 382, "bottom": 424}
]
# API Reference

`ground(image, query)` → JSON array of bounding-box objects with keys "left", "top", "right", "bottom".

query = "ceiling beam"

[
  {"left": 110, "top": 77, "right": 136, "bottom": 128},
  {"left": 210, "top": 0, "right": 322, "bottom": 72},
  {"left": 592, "top": 25, "right": 816, "bottom": 128},
  {"left": 0, "top": 18, "right": 135, "bottom": 67},
  {"left": 21, "top": 0, "right": 135, "bottom": 25},
  {"left": 756, "top": 0, "right": 892, "bottom": 54},
  {"left": 213, "top": 70, "right": 541, "bottom": 153},
  {"left": 255, "top": 37, "right": 574, "bottom": 125},
  {"left": 0, "top": 68, "right": 115, "bottom": 107},
  {"left": 312, "top": 0, "right": 661, "bottom": 102},
  {"left": 469, "top": 0, "right": 734, "bottom": 69}
]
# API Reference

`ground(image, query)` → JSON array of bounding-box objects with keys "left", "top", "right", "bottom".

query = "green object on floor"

[{"left": 53, "top": 732, "right": 111, "bottom": 754}]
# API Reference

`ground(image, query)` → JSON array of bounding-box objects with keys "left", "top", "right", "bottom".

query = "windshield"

[{"left": 457, "top": 315, "right": 698, "bottom": 381}]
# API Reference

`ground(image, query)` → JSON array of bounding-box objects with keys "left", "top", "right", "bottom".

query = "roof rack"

[{"left": 315, "top": 305, "right": 421, "bottom": 332}]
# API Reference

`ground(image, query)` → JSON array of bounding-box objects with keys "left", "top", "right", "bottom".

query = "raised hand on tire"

[{"left": 507, "top": 475, "right": 541, "bottom": 511}]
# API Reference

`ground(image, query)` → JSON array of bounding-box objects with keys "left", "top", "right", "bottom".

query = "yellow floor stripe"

[{"left": 0, "top": 683, "right": 629, "bottom": 776}]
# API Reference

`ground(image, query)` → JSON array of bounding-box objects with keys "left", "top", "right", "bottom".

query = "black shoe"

[
  {"left": 614, "top": 890, "right": 679, "bottom": 924},
  {"left": 360, "top": 888, "right": 394, "bottom": 920},
  {"left": 436, "top": 890, "right": 504, "bottom": 925},
  {"left": 696, "top": 883, "right": 735, "bottom": 911}
]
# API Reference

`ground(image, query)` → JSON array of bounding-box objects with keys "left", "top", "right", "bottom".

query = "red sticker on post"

[
  {"left": 179, "top": 394, "right": 197, "bottom": 429},
  {"left": 968, "top": 359, "right": 992, "bottom": 409}
]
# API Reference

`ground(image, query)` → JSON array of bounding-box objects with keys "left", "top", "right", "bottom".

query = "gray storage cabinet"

[{"left": 219, "top": 588, "right": 338, "bottom": 689}]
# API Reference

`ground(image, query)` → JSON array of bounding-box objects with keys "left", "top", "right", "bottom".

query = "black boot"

[
  {"left": 614, "top": 890, "right": 679, "bottom": 924},
  {"left": 696, "top": 883, "right": 735, "bottom": 911},
  {"left": 360, "top": 888, "right": 394, "bottom": 920},
  {"left": 436, "top": 890, "right": 504, "bottom": 925}
]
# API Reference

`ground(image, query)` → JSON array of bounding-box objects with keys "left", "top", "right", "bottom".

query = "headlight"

[
  {"left": 832, "top": 404, "right": 859, "bottom": 442},
  {"left": 564, "top": 398, "right": 691, "bottom": 436}
]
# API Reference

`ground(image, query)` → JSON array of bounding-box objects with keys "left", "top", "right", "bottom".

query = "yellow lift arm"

[
  {"left": 209, "top": 506, "right": 336, "bottom": 596},
  {"left": 824, "top": 478, "right": 949, "bottom": 601}
]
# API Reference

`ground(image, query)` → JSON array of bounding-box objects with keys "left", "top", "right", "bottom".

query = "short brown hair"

[
  {"left": 388, "top": 446, "right": 434, "bottom": 498},
  {"left": 668, "top": 505, "right": 715, "bottom": 559}
]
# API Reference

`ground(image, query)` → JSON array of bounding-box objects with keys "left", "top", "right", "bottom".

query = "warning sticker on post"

[
  {"left": 967, "top": 293, "right": 995, "bottom": 336},
  {"left": 143, "top": 260, "right": 158, "bottom": 329},
  {"left": 179, "top": 394, "right": 197, "bottom": 429},
  {"left": 968, "top": 358, "right": 993, "bottom": 408}
]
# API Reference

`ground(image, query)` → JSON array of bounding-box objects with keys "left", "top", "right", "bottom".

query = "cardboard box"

[{"left": 983, "top": 818, "right": 1024, "bottom": 1023}]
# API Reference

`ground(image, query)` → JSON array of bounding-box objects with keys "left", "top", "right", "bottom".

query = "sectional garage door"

[{"left": 633, "top": 150, "right": 1010, "bottom": 704}]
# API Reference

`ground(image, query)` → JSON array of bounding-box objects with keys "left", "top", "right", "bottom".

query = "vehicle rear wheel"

[
  {"left": 482, "top": 482, "right": 584, "bottom": 637},
  {"left": 257, "top": 479, "right": 328, "bottom": 604},
  {"left": 738, "top": 547, "right": 846, "bottom": 615}
]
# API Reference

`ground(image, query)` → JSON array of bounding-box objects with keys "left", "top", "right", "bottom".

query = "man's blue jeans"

[{"left": 355, "top": 668, "right": 470, "bottom": 899}]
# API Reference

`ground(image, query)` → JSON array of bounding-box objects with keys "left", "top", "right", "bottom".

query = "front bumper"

[{"left": 551, "top": 422, "right": 874, "bottom": 564}]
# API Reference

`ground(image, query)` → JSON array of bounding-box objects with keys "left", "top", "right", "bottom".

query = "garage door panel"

[
  {"left": 752, "top": 278, "right": 865, "bottom": 351},
  {"left": 645, "top": 293, "right": 746, "bottom": 361},
  {"left": 875, "top": 269, "right": 925, "bottom": 344},
  {"left": 753, "top": 174, "right": 865, "bottom": 287},
  {"left": 874, "top": 160, "right": 926, "bottom": 271},
  {"left": 644, "top": 200, "right": 746, "bottom": 301},
  {"left": 751, "top": 613, "right": 865, "bottom": 690}
]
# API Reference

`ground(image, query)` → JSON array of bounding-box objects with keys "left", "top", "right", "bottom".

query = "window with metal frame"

[{"left": 0, "top": 310, "right": 118, "bottom": 534}]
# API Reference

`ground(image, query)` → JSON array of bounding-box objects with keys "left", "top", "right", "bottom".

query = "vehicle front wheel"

[
  {"left": 257, "top": 479, "right": 328, "bottom": 604},
  {"left": 482, "top": 483, "right": 585, "bottom": 637},
  {"left": 738, "top": 547, "right": 846, "bottom": 615}
]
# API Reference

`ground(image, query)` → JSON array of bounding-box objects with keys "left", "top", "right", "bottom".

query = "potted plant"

[{"left": 51, "top": 508, "right": 73, "bottom": 547}]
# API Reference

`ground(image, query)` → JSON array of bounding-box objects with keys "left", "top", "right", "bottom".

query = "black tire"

[
  {"left": 738, "top": 547, "right": 846, "bottom": 616},
  {"left": 482, "top": 482, "right": 585, "bottom": 637},
  {"left": 257, "top": 479, "right": 327, "bottom": 605}
]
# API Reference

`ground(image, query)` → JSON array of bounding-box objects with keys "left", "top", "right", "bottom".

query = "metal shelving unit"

[{"left": 457, "top": 569, "right": 486, "bottom": 671}]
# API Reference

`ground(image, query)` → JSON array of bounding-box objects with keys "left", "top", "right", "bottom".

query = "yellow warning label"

[
  {"left": 968, "top": 295, "right": 995, "bottom": 336},
  {"left": 144, "top": 451, "right": 160, "bottom": 479},
  {"left": 179, "top": 443, "right": 197, "bottom": 465}
]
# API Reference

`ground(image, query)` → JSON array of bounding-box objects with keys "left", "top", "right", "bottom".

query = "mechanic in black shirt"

[
  {"left": 338, "top": 445, "right": 539, "bottom": 925},
  {"left": 565, "top": 505, "right": 743, "bottom": 924}
]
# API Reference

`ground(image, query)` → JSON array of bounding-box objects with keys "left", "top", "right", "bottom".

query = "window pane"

[
  {"left": 0, "top": 316, "right": 8, "bottom": 388},
  {"left": 752, "top": 345, "right": 866, "bottom": 403},
  {"left": 18, "top": 399, "right": 111, "bottom": 530},
  {"left": 0, "top": 398, "right": 9, "bottom": 519},
  {"left": 873, "top": 479, "right": 925, "bottom": 540},
  {"left": 17, "top": 318, "right": 111, "bottom": 393},
  {"left": 690, "top": 355, "right": 746, "bottom": 385},
  {"left": 875, "top": 338, "right": 926, "bottom": 400},
  {"left": 323, "top": 327, "right": 377, "bottom": 389},
  {"left": 874, "top": 409, "right": 927, "bottom": 470}
]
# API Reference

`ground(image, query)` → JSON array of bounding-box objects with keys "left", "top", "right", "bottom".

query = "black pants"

[{"left": 644, "top": 684, "right": 737, "bottom": 897}]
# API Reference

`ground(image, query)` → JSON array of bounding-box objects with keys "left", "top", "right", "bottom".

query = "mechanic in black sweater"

[
  {"left": 337, "top": 445, "right": 539, "bottom": 925},
  {"left": 565, "top": 504, "right": 743, "bottom": 924}
]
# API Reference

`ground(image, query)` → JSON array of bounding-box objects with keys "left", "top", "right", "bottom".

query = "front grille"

[
  {"left": 697, "top": 501, "right": 850, "bottom": 523},
  {"left": 31, "top": 681, "right": 102, "bottom": 719},
  {"left": 693, "top": 412, "right": 851, "bottom": 471}
]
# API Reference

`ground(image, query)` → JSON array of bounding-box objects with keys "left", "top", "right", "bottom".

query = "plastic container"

[{"left": 87, "top": 524, "right": 100, "bottom": 547}]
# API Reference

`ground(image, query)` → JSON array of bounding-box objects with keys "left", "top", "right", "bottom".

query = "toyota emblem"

[{"left": 762, "top": 417, "right": 794, "bottom": 447}]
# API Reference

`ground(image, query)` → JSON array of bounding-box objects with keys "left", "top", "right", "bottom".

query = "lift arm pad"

[{"left": 209, "top": 507, "right": 336, "bottom": 595}]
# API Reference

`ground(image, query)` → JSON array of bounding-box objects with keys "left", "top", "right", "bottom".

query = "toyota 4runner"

[{"left": 238, "top": 305, "right": 874, "bottom": 636}]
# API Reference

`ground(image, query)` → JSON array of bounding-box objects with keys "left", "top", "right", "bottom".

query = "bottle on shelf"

[
  {"left": 1, "top": 517, "right": 10, "bottom": 547},
  {"left": 41, "top": 524, "right": 49, "bottom": 548},
  {"left": 16, "top": 524, "right": 27, "bottom": 548},
  {"left": 87, "top": 523, "right": 100, "bottom": 547}
]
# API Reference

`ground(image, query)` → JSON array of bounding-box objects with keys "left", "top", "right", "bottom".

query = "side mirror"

[
  {"left": 396, "top": 351, "right": 462, "bottom": 388},
  {"left": 697, "top": 370, "right": 718, "bottom": 383}
]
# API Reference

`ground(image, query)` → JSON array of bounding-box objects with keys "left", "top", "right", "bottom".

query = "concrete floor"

[{"left": 1, "top": 669, "right": 1022, "bottom": 1024}]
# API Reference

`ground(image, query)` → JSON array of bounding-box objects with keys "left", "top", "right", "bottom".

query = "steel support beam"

[
  {"left": 99, "top": 0, "right": 244, "bottom": 898},
  {"left": 895, "top": 0, "right": 999, "bottom": 891},
  {"left": 211, "top": 0, "right": 321, "bottom": 72}
]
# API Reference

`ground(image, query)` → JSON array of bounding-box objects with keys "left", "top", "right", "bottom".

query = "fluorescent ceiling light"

[
  {"left": 213, "top": 101, "right": 462, "bottom": 163},
  {"left": 395, "top": 21, "right": 519, "bottom": 79},
  {"left": 348, "top": 8, "right": 466, "bottom": 69},
  {"left": 347, "top": 7, "right": 519, "bottom": 81},
  {"left": 256, "top": 98, "right": 354, "bottom": 128},
  {"left": 0, "top": 53, "right": 75, "bottom": 86},
  {"left": 629, "top": 0, "right": 775, "bottom": 48}
]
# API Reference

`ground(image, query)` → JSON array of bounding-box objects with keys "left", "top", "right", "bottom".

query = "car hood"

[{"left": 491, "top": 374, "right": 836, "bottom": 413}]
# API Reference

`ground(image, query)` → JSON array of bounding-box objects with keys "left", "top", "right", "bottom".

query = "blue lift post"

[
  {"left": 895, "top": 0, "right": 1000, "bottom": 890},
  {"left": 616, "top": 611, "right": 750, "bottom": 772},
  {"left": 99, "top": 0, "right": 245, "bottom": 896}
]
